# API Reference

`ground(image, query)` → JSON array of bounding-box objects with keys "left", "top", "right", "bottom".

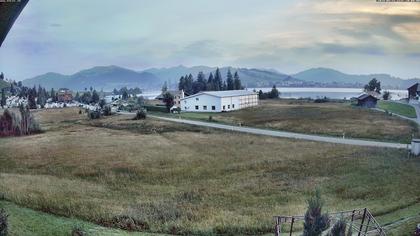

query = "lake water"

[
  {"left": 107, "top": 88, "right": 408, "bottom": 102},
  {"left": 252, "top": 87, "right": 408, "bottom": 101}
]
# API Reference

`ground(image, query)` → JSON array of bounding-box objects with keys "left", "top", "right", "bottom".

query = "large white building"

[{"left": 181, "top": 90, "right": 258, "bottom": 112}]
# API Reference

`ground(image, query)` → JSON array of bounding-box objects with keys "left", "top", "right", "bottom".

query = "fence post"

[
  {"left": 275, "top": 218, "right": 280, "bottom": 236},
  {"left": 358, "top": 208, "right": 367, "bottom": 236},
  {"left": 289, "top": 217, "right": 294, "bottom": 236}
]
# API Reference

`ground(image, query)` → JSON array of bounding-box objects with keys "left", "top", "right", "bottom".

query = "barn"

[
  {"left": 408, "top": 83, "right": 420, "bottom": 99},
  {"left": 357, "top": 93, "right": 378, "bottom": 108},
  {"left": 181, "top": 90, "right": 258, "bottom": 112}
]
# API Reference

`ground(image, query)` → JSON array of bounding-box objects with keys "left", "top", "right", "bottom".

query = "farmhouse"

[
  {"left": 408, "top": 83, "right": 420, "bottom": 99},
  {"left": 156, "top": 90, "right": 187, "bottom": 107},
  {"left": 57, "top": 88, "right": 73, "bottom": 103},
  {"left": 357, "top": 93, "right": 378, "bottom": 108},
  {"left": 181, "top": 90, "right": 258, "bottom": 112}
]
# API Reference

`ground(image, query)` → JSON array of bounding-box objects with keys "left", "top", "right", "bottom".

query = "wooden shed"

[{"left": 357, "top": 94, "right": 378, "bottom": 108}]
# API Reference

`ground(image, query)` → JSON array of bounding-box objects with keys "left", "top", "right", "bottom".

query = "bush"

[
  {"left": 87, "top": 110, "right": 101, "bottom": 119},
  {"left": 0, "top": 209, "right": 8, "bottom": 236},
  {"left": 303, "top": 190, "right": 330, "bottom": 236},
  {"left": 71, "top": 226, "right": 86, "bottom": 236},
  {"left": 327, "top": 216, "right": 347, "bottom": 236},
  {"left": 143, "top": 105, "right": 167, "bottom": 113},
  {"left": 0, "top": 105, "right": 41, "bottom": 137},
  {"left": 133, "top": 109, "right": 147, "bottom": 120},
  {"left": 103, "top": 105, "right": 112, "bottom": 116},
  {"left": 314, "top": 97, "right": 329, "bottom": 103}
]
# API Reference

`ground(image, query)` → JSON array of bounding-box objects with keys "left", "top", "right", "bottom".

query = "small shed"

[
  {"left": 357, "top": 94, "right": 378, "bottom": 108},
  {"left": 407, "top": 83, "right": 420, "bottom": 99}
]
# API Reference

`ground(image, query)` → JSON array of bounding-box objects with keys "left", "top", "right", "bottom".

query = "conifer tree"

[
  {"left": 1, "top": 89, "right": 6, "bottom": 109},
  {"left": 227, "top": 69, "right": 234, "bottom": 90},
  {"left": 233, "top": 71, "right": 242, "bottom": 90}
]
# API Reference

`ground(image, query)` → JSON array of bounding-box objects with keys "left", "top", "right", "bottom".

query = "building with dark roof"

[
  {"left": 357, "top": 93, "right": 378, "bottom": 108},
  {"left": 408, "top": 83, "right": 420, "bottom": 99}
]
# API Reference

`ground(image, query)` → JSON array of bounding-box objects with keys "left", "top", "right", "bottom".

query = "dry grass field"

[
  {"left": 0, "top": 108, "right": 419, "bottom": 235},
  {"left": 169, "top": 100, "right": 420, "bottom": 143}
]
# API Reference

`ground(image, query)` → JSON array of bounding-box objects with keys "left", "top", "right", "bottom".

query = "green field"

[
  {"left": 158, "top": 99, "right": 420, "bottom": 143},
  {"left": 0, "top": 108, "right": 419, "bottom": 235},
  {"left": 378, "top": 101, "right": 417, "bottom": 119},
  {"left": 0, "top": 200, "right": 163, "bottom": 236}
]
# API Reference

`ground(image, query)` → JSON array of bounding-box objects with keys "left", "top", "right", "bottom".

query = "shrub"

[
  {"left": 133, "top": 109, "right": 147, "bottom": 120},
  {"left": 87, "top": 110, "right": 101, "bottom": 119},
  {"left": 98, "top": 215, "right": 149, "bottom": 231},
  {"left": 0, "top": 209, "right": 8, "bottom": 236},
  {"left": 103, "top": 105, "right": 112, "bottom": 116},
  {"left": 327, "top": 216, "right": 347, "bottom": 236},
  {"left": 143, "top": 105, "right": 167, "bottom": 113},
  {"left": 0, "top": 105, "right": 40, "bottom": 137},
  {"left": 71, "top": 226, "right": 86, "bottom": 236},
  {"left": 303, "top": 190, "right": 330, "bottom": 236}
]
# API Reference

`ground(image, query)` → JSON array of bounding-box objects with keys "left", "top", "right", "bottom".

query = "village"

[{"left": 1, "top": 1, "right": 420, "bottom": 236}]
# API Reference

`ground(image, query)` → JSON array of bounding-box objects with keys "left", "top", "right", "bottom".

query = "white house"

[{"left": 181, "top": 90, "right": 258, "bottom": 112}]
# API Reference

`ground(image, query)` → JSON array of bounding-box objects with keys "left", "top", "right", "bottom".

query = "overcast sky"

[{"left": 0, "top": 0, "right": 419, "bottom": 80}]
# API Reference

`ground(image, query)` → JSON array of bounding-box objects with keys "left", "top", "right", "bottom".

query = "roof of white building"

[{"left": 182, "top": 90, "right": 256, "bottom": 99}]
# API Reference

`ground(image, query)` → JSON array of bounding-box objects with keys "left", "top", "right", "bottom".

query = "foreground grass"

[
  {"left": 0, "top": 200, "right": 163, "bottom": 236},
  {"left": 159, "top": 100, "right": 419, "bottom": 143},
  {"left": 377, "top": 100, "right": 417, "bottom": 119},
  {"left": 0, "top": 108, "right": 419, "bottom": 235}
]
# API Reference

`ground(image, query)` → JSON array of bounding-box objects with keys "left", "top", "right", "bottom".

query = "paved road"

[{"left": 138, "top": 114, "right": 408, "bottom": 149}]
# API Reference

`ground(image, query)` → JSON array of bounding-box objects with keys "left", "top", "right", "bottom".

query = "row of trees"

[
  {"left": 74, "top": 90, "right": 100, "bottom": 104},
  {"left": 258, "top": 85, "right": 280, "bottom": 100},
  {"left": 178, "top": 68, "right": 242, "bottom": 95}
]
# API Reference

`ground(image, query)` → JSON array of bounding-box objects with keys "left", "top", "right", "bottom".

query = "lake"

[
  {"left": 252, "top": 87, "right": 407, "bottom": 101},
  {"left": 107, "top": 88, "right": 408, "bottom": 102}
]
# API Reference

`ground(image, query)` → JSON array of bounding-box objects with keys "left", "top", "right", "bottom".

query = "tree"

[
  {"left": 28, "top": 88, "right": 37, "bottom": 109},
  {"left": 269, "top": 85, "right": 280, "bottom": 99},
  {"left": 364, "top": 78, "right": 381, "bottom": 94},
  {"left": 233, "top": 71, "right": 242, "bottom": 90},
  {"left": 303, "top": 190, "right": 330, "bottom": 236},
  {"left": 122, "top": 90, "right": 129, "bottom": 100},
  {"left": 50, "top": 88, "right": 57, "bottom": 102},
  {"left": 214, "top": 68, "right": 223, "bottom": 91},
  {"left": 207, "top": 73, "right": 214, "bottom": 91},
  {"left": 9, "top": 83, "right": 15, "bottom": 96},
  {"left": 99, "top": 99, "right": 106, "bottom": 109},
  {"left": 1, "top": 89, "right": 6, "bottom": 109},
  {"left": 382, "top": 91, "right": 391, "bottom": 100},
  {"left": 227, "top": 69, "right": 234, "bottom": 90},
  {"left": 162, "top": 92, "right": 174, "bottom": 112},
  {"left": 178, "top": 76, "right": 186, "bottom": 91},
  {"left": 162, "top": 81, "right": 168, "bottom": 93},
  {"left": 37, "top": 85, "right": 46, "bottom": 108},
  {"left": 91, "top": 90, "right": 100, "bottom": 104},
  {"left": 0, "top": 72, "right": 4, "bottom": 80},
  {"left": 74, "top": 92, "right": 80, "bottom": 102},
  {"left": 137, "top": 96, "right": 145, "bottom": 107}
]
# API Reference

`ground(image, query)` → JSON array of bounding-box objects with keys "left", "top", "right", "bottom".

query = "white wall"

[
  {"left": 181, "top": 94, "right": 222, "bottom": 112},
  {"left": 181, "top": 93, "right": 258, "bottom": 113}
]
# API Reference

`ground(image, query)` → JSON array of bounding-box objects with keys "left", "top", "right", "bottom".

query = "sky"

[{"left": 0, "top": 0, "right": 420, "bottom": 80}]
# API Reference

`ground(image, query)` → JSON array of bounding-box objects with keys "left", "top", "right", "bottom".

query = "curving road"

[{"left": 141, "top": 114, "right": 409, "bottom": 149}]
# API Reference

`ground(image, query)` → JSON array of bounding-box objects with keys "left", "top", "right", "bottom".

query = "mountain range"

[{"left": 21, "top": 65, "right": 420, "bottom": 91}]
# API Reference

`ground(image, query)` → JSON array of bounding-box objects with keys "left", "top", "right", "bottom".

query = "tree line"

[{"left": 178, "top": 68, "right": 243, "bottom": 95}]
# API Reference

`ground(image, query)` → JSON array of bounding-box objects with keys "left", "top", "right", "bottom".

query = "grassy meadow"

[
  {"left": 159, "top": 99, "right": 420, "bottom": 143},
  {"left": 377, "top": 100, "right": 417, "bottom": 119},
  {"left": 0, "top": 108, "right": 419, "bottom": 235}
]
